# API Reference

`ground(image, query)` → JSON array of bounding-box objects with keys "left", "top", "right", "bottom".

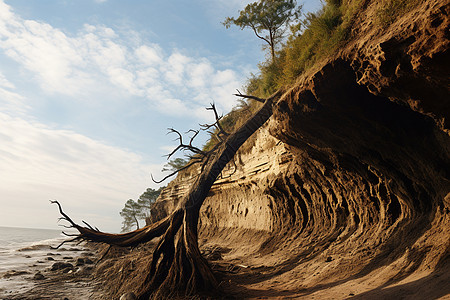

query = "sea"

[{"left": 0, "top": 226, "right": 69, "bottom": 297}]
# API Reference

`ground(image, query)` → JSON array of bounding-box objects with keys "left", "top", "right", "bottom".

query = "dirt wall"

[{"left": 151, "top": 0, "right": 449, "bottom": 298}]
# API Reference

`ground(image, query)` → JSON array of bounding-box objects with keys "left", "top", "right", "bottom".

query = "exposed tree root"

[
  {"left": 52, "top": 90, "right": 284, "bottom": 298},
  {"left": 136, "top": 209, "right": 218, "bottom": 299},
  {"left": 52, "top": 199, "right": 173, "bottom": 248},
  {"left": 53, "top": 201, "right": 219, "bottom": 298}
]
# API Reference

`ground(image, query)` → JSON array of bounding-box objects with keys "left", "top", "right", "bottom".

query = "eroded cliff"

[{"left": 152, "top": 0, "right": 449, "bottom": 298}]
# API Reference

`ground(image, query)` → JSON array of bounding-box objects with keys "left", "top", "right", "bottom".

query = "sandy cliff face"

[{"left": 153, "top": 0, "right": 449, "bottom": 298}]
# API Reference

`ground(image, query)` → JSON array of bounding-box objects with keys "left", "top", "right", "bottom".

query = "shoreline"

[{"left": 1, "top": 242, "right": 101, "bottom": 300}]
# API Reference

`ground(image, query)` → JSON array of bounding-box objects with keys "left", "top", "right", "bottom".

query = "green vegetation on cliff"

[
  {"left": 377, "top": 0, "right": 421, "bottom": 26},
  {"left": 208, "top": 0, "right": 422, "bottom": 146},
  {"left": 203, "top": 0, "right": 357, "bottom": 150},
  {"left": 119, "top": 187, "right": 163, "bottom": 232},
  {"left": 246, "top": 0, "right": 355, "bottom": 97}
]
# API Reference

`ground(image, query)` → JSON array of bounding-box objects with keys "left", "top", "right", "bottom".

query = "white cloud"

[
  {"left": 0, "top": 0, "right": 14, "bottom": 26},
  {"left": 135, "top": 44, "right": 163, "bottom": 66},
  {"left": 0, "top": 70, "right": 28, "bottom": 114},
  {"left": 164, "top": 52, "right": 191, "bottom": 86},
  {"left": 187, "top": 60, "right": 214, "bottom": 88},
  {"left": 136, "top": 68, "right": 160, "bottom": 87},
  {"left": 0, "top": 17, "right": 93, "bottom": 95},
  {"left": 0, "top": 71, "right": 14, "bottom": 89},
  {"left": 0, "top": 0, "right": 244, "bottom": 119},
  {"left": 156, "top": 97, "right": 191, "bottom": 117},
  {"left": 0, "top": 87, "right": 27, "bottom": 114},
  {"left": 0, "top": 112, "right": 160, "bottom": 231},
  {"left": 213, "top": 69, "right": 236, "bottom": 86},
  {"left": 107, "top": 67, "right": 139, "bottom": 95},
  {"left": 0, "top": 1, "right": 248, "bottom": 231}
]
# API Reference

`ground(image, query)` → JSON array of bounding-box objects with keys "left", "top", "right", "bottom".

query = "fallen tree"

[{"left": 52, "top": 89, "right": 283, "bottom": 299}]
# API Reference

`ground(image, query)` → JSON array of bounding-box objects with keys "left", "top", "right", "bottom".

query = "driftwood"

[{"left": 52, "top": 90, "right": 283, "bottom": 298}]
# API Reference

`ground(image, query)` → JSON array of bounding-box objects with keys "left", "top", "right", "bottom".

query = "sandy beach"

[{"left": 1, "top": 242, "right": 101, "bottom": 300}]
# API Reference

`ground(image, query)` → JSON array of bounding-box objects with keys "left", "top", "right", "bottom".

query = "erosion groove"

[{"left": 148, "top": 0, "right": 449, "bottom": 298}]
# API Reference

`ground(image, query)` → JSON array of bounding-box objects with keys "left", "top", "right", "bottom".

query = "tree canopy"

[
  {"left": 162, "top": 157, "right": 189, "bottom": 172},
  {"left": 119, "top": 187, "right": 163, "bottom": 232},
  {"left": 137, "top": 187, "right": 164, "bottom": 219},
  {"left": 119, "top": 199, "right": 142, "bottom": 232},
  {"left": 223, "top": 0, "right": 302, "bottom": 61}
]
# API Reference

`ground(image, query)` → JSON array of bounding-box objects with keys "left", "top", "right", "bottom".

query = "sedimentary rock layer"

[{"left": 153, "top": 0, "right": 449, "bottom": 298}]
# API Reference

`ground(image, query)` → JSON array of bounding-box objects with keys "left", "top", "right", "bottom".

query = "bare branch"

[
  {"left": 166, "top": 128, "right": 206, "bottom": 159},
  {"left": 186, "top": 129, "right": 200, "bottom": 148},
  {"left": 167, "top": 127, "right": 183, "bottom": 143},
  {"left": 250, "top": 22, "right": 271, "bottom": 46},
  {"left": 207, "top": 103, "right": 221, "bottom": 122},
  {"left": 154, "top": 94, "right": 266, "bottom": 184},
  {"left": 51, "top": 237, "right": 83, "bottom": 250},
  {"left": 62, "top": 231, "right": 79, "bottom": 237},
  {"left": 199, "top": 123, "right": 226, "bottom": 144},
  {"left": 58, "top": 224, "right": 72, "bottom": 229},
  {"left": 206, "top": 103, "right": 229, "bottom": 137},
  {"left": 50, "top": 200, "right": 78, "bottom": 228},
  {"left": 235, "top": 89, "right": 265, "bottom": 103},
  {"left": 82, "top": 220, "right": 98, "bottom": 232},
  {"left": 151, "top": 160, "right": 202, "bottom": 184}
]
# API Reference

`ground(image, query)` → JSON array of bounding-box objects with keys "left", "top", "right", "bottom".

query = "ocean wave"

[
  {"left": 17, "top": 244, "right": 52, "bottom": 252},
  {"left": 30, "top": 236, "right": 66, "bottom": 246},
  {"left": 17, "top": 237, "right": 66, "bottom": 252}
]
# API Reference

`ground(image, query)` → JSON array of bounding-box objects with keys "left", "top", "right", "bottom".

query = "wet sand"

[{"left": 1, "top": 243, "right": 100, "bottom": 300}]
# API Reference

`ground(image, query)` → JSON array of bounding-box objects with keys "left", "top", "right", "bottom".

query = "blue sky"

[{"left": 0, "top": 0, "right": 322, "bottom": 232}]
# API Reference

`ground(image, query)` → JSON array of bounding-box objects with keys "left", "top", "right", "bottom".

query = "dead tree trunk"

[{"left": 52, "top": 90, "right": 283, "bottom": 298}]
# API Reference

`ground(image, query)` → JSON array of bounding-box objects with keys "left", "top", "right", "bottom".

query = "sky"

[{"left": 0, "top": 0, "right": 322, "bottom": 232}]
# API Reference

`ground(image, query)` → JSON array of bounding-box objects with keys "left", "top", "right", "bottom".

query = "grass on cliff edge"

[
  {"left": 377, "top": 0, "right": 422, "bottom": 26},
  {"left": 204, "top": 0, "right": 355, "bottom": 151},
  {"left": 204, "top": 0, "right": 421, "bottom": 151},
  {"left": 245, "top": 0, "right": 356, "bottom": 98}
]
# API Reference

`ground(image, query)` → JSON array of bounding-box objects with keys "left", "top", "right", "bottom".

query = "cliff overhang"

[{"left": 150, "top": 0, "right": 449, "bottom": 298}]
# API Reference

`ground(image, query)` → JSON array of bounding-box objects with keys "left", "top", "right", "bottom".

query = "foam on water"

[{"left": 0, "top": 226, "right": 84, "bottom": 297}]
